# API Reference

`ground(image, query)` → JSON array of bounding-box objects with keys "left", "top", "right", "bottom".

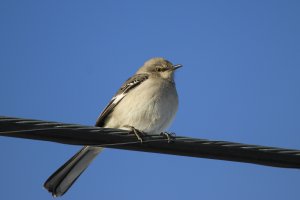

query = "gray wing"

[{"left": 95, "top": 73, "right": 149, "bottom": 127}]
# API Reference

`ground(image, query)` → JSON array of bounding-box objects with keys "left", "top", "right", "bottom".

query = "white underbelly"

[{"left": 104, "top": 78, "right": 178, "bottom": 134}]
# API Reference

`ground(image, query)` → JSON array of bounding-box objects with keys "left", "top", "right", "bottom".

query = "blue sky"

[{"left": 0, "top": 0, "right": 300, "bottom": 199}]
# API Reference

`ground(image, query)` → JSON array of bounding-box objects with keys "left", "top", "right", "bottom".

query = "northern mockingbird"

[{"left": 44, "top": 57, "right": 182, "bottom": 197}]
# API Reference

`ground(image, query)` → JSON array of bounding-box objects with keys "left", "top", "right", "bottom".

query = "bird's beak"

[{"left": 173, "top": 64, "right": 183, "bottom": 71}]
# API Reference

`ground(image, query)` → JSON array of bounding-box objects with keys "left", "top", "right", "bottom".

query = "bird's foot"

[
  {"left": 160, "top": 132, "right": 176, "bottom": 143},
  {"left": 124, "top": 125, "right": 145, "bottom": 143}
]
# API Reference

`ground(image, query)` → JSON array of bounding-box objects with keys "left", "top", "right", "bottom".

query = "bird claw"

[
  {"left": 160, "top": 132, "right": 176, "bottom": 143},
  {"left": 124, "top": 125, "right": 145, "bottom": 143}
]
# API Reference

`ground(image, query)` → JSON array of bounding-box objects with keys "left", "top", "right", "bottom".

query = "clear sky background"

[{"left": 0, "top": 1, "right": 300, "bottom": 200}]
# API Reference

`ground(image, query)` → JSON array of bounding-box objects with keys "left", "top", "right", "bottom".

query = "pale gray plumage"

[{"left": 44, "top": 57, "right": 182, "bottom": 197}]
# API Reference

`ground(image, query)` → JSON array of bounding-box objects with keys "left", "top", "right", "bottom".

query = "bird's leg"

[
  {"left": 160, "top": 132, "right": 176, "bottom": 143},
  {"left": 124, "top": 125, "right": 145, "bottom": 143}
]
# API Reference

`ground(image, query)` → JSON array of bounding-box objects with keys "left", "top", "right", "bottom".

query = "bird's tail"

[{"left": 44, "top": 146, "right": 103, "bottom": 197}]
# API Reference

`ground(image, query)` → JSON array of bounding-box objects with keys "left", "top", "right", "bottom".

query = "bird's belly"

[{"left": 105, "top": 80, "right": 178, "bottom": 134}]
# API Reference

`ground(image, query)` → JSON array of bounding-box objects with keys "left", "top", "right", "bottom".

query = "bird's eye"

[{"left": 156, "top": 67, "right": 163, "bottom": 72}]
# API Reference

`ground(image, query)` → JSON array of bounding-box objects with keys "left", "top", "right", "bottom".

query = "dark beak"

[{"left": 173, "top": 64, "right": 183, "bottom": 71}]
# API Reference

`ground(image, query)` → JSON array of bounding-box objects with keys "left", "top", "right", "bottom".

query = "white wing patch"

[{"left": 111, "top": 93, "right": 126, "bottom": 104}]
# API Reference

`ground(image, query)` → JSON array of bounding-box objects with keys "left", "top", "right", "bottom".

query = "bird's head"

[{"left": 137, "top": 57, "right": 182, "bottom": 81}]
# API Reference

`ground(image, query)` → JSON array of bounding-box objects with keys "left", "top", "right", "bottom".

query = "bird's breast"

[{"left": 105, "top": 78, "right": 178, "bottom": 134}]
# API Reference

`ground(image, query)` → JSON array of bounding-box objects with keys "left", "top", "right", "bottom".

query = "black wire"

[{"left": 0, "top": 116, "right": 300, "bottom": 169}]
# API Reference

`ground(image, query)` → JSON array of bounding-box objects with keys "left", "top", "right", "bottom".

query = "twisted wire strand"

[{"left": 0, "top": 116, "right": 299, "bottom": 169}]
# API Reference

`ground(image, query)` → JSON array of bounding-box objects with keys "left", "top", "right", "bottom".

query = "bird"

[{"left": 43, "top": 57, "right": 182, "bottom": 197}]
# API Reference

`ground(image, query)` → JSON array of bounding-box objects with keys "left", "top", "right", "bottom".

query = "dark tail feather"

[{"left": 44, "top": 146, "right": 103, "bottom": 197}]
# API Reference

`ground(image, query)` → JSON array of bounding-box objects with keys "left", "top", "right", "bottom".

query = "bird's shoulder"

[{"left": 116, "top": 73, "right": 149, "bottom": 94}]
